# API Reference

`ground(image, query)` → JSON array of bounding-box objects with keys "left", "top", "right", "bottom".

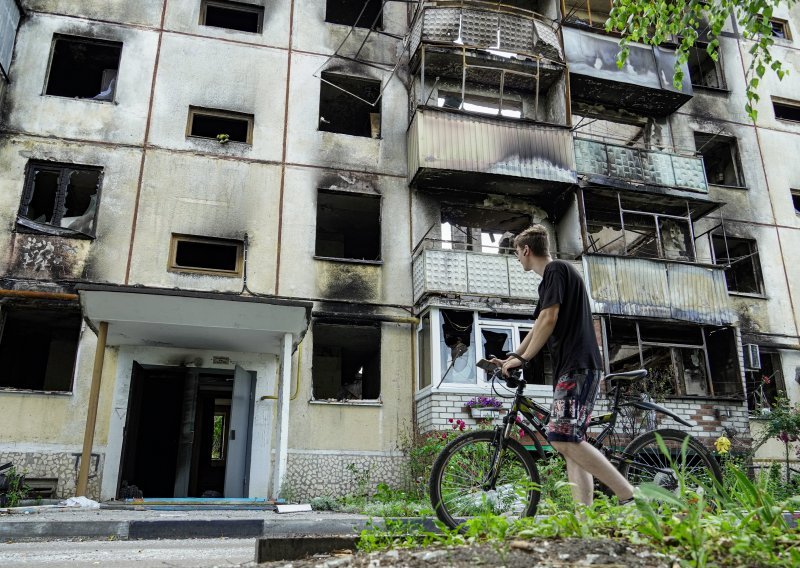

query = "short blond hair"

[{"left": 514, "top": 225, "right": 549, "bottom": 257}]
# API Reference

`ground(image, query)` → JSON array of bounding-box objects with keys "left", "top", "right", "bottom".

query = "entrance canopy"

[{"left": 77, "top": 285, "right": 312, "bottom": 354}]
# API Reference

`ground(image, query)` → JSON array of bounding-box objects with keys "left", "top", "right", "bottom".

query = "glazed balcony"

[
  {"left": 583, "top": 255, "right": 734, "bottom": 326},
  {"left": 410, "top": 1, "right": 565, "bottom": 74},
  {"left": 563, "top": 26, "right": 693, "bottom": 116},
  {"left": 574, "top": 138, "right": 708, "bottom": 193},
  {"left": 408, "top": 107, "right": 577, "bottom": 196}
]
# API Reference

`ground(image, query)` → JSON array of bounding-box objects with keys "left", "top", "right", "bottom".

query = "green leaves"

[{"left": 605, "top": 0, "right": 794, "bottom": 122}]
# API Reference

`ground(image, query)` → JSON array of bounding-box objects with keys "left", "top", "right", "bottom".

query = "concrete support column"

[
  {"left": 76, "top": 321, "right": 108, "bottom": 497},
  {"left": 272, "top": 332, "right": 292, "bottom": 497}
]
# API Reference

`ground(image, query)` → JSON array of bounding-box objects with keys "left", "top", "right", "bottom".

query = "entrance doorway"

[{"left": 117, "top": 363, "right": 254, "bottom": 499}]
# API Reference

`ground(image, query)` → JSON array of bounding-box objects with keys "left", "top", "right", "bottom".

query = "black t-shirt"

[{"left": 532, "top": 260, "right": 601, "bottom": 378}]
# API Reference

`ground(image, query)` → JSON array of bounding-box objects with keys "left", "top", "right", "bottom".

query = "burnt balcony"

[
  {"left": 410, "top": 2, "right": 565, "bottom": 74},
  {"left": 563, "top": 26, "right": 693, "bottom": 117},
  {"left": 583, "top": 255, "right": 734, "bottom": 326},
  {"left": 574, "top": 138, "right": 708, "bottom": 193},
  {"left": 408, "top": 107, "right": 577, "bottom": 198}
]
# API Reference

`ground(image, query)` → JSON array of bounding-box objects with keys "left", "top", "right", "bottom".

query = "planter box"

[{"left": 469, "top": 407, "right": 502, "bottom": 419}]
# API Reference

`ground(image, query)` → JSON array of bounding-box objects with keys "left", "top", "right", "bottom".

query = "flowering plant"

[{"left": 465, "top": 396, "right": 503, "bottom": 409}]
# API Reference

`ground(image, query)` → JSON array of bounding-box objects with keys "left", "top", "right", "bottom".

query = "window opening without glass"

[
  {"left": 711, "top": 235, "right": 763, "bottom": 294},
  {"left": 769, "top": 18, "right": 791, "bottom": 40},
  {"left": 319, "top": 72, "right": 381, "bottom": 138},
  {"left": 188, "top": 107, "right": 253, "bottom": 143},
  {"left": 169, "top": 235, "right": 244, "bottom": 276},
  {"left": 325, "top": 0, "right": 383, "bottom": 29},
  {"left": 19, "top": 161, "right": 102, "bottom": 236},
  {"left": 687, "top": 43, "right": 725, "bottom": 89},
  {"left": 45, "top": 35, "right": 121, "bottom": 101},
  {"left": 312, "top": 321, "right": 381, "bottom": 401},
  {"left": 0, "top": 307, "right": 81, "bottom": 392},
  {"left": 791, "top": 189, "right": 800, "bottom": 215},
  {"left": 200, "top": 0, "right": 264, "bottom": 33},
  {"left": 746, "top": 350, "right": 785, "bottom": 414},
  {"left": 772, "top": 98, "right": 800, "bottom": 122},
  {"left": 606, "top": 317, "right": 741, "bottom": 398},
  {"left": 315, "top": 190, "right": 381, "bottom": 261},
  {"left": 694, "top": 132, "right": 745, "bottom": 187}
]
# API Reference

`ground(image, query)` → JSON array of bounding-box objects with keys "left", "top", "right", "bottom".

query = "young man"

[{"left": 494, "top": 224, "right": 634, "bottom": 506}]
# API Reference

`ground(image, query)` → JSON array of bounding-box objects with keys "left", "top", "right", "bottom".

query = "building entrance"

[{"left": 117, "top": 363, "right": 254, "bottom": 499}]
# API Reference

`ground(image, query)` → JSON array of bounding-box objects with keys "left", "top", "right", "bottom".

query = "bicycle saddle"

[{"left": 605, "top": 369, "right": 648, "bottom": 385}]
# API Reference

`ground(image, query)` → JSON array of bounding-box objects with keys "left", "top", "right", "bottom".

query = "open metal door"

[{"left": 224, "top": 365, "right": 254, "bottom": 497}]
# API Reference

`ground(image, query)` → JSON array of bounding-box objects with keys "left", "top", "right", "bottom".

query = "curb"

[{"left": 0, "top": 516, "right": 437, "bottom": 541}]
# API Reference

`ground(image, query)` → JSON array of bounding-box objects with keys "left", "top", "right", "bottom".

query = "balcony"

[
  {"left": 563, "top": 27, "right": 693, "bottom": 116},
  {"left": 583, "top": 255, "right": 734, "bottom": 325},
  {"left": 413, "top": 245, "right": 541, "bottom": 303},
  {"left": 574, "top": 138, "right": 708, "bottom": 193},
  {"left": 408, "top": 107, "right": 577, "bottom": 196},
  {"left": 410, "top": 2, "right": 565, "bottom": 73}
]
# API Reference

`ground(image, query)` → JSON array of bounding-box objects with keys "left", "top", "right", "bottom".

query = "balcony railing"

[
  {"left": 413, "top": 244, "right": 541, "bottom": 302},
  {"left": 574, "top": 138, "right": 708, "bottom": 192},
  {"left": 408, "top": 107, "right": 577, "bottom": 193},
  {"left": 583, "top": 255, "right": 734, "bottom": 326},
  {"left": 410, "top": 2, "right": 564, "bottom": 64},
  {"left": 563, "top": 26, "right": 693, "bottom": 116}
]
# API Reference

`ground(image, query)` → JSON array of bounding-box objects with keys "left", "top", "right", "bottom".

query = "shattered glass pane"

[{"left": 61, "top": 170, "right": 100, "bottom": 232}]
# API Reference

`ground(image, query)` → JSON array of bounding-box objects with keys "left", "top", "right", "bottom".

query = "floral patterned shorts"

[{"left": 546, "top": 369, "right": 602, "bottom": 443}]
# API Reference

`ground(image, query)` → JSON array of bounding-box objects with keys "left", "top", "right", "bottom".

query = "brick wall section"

[{"left": 417, "top": 391, "right": 751, "bottom": 450}]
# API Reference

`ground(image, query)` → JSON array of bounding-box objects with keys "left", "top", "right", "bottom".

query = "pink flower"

[{"left": 448, "top": 418, "right": 454, "bottom": 423}]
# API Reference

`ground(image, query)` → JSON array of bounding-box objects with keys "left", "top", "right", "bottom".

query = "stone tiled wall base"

[
  {"left": 283, "top": 452, "right": 409, "bottom": 501},
  {"left": 0, "top": 451, "right": 104, "bottom": 500}
]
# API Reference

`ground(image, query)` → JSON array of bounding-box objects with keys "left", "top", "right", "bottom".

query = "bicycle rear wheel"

[
  {"left": 429, "top": 430, "right": 540, "bottom": 530},
  {"left": 619, "top": 428, "right": 722, "bottom": 492}
]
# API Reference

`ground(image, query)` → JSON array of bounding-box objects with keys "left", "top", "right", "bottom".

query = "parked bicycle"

[{"left": 429, "top": 364, "right": 722, "bottom": 529}]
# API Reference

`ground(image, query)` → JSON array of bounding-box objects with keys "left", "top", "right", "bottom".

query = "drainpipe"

[{"left": 76, "top": 321, "right": 108, "bottom": 497}]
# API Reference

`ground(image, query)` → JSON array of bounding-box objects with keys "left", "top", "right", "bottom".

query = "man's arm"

[{"left": 501, "top": 305, "right": 559, "bottom": 376}]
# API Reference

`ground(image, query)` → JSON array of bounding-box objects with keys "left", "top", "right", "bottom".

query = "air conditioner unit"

[{"left": 743, "top": 344, "right": 761, "bottom": 370}]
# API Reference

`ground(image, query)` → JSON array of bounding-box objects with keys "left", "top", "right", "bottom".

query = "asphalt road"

[{"left": 0, "top": 538, "right": 257, "bottom": 567}]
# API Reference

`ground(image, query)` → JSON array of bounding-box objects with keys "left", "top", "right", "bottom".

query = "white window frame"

[{"left": 416, "top": 308, "right": 550, "bottom": 396}]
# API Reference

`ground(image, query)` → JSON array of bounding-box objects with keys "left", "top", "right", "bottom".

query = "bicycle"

[{"left": 429, "top": 365, "right": 722, "bottom": 529}]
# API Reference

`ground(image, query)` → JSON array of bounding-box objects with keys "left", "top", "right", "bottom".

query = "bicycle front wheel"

[
  {"left": 619, "top": 428, "right": 722, "bottom": 492},
  {"left": 429, "top": 430, "right": 540, "bottom": 530}
]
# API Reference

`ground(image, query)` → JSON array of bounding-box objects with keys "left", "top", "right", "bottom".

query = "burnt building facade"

[{"left": 0, "top": 0, "right": 798, "bottom": 501}]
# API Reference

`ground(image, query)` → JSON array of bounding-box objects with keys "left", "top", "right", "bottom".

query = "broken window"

[
  {"left": 791, "top": 189, "right": 800, "bottom": 215},
  {"left": 19, "top": 161, "right": 101, "bottom": 236},
  {"left": 325, "top": 0, "right": 382, "bottom": 29},
  {"left": 45, "top": 35, "right": 122, "bottom": 101},
  {"left": 769, "top": 18, "right": 791, "bottom": 40},
  {"left": 563, "top": 0, "right": 612, "bottom": 29},
  {"left": 316, "top": 190, "right": 381, "bottom": 261},
  {"left": 437, "top": 91, "right": 522, "bottom": 119},
  {"left": 606, "top": 317, "right": 741, "bottom": 398},
  {"left": 188, "top": 107, "right": 253, "bottom": 143},
  {"left": 0, "top": 307, "right": 81, "bottom": 392},
  {"left": 169, "top": 235, "right": 243, "bottom": 276},
  {"left": 573, "top": 113, "right": 647, "bottom": 148},
  {"left": 312, "top": 320, "right": 381, "bottom": 401},
  {"left": 319, "top": 72, "right": 381, "bottom": 138},
  {"left": 200, "top": 0, "right": 264, "bottom": 33},
  {"left": 746, "top": 350, "right": 785, "bottom": 414},
  {"left": 440, "top": 204, "right": 530, "bottom": 254},
  {"left": 583, "top": 193, "right": 695, "bottom": 261},
  {"left": 440, "top": 310, "right": 476, "bottom": 385},
  {"left": 687, "top": 43, "right": 725, "bottom": 89},
  {"left": 772, "top": 98, "right": 800, "bottom": 122},
  {"left": 712, "top": 235, "right": 763, "bottom": 294},
  {"left": 694, "top": 132, "right": 745, "bottom": 187}
]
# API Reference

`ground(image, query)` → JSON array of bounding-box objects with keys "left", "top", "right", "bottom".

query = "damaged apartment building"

[{"left": 0, "top": 0, "right": 798, "bottom": 502}]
